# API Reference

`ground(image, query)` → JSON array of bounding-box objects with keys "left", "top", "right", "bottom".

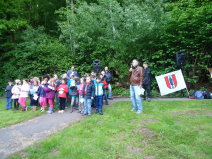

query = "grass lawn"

[
  {"left": 0, "top": 99, "right": 43, "bottom": 128},
  {"left": 9, "top": 100, "right": 212, "bottom": 159}
]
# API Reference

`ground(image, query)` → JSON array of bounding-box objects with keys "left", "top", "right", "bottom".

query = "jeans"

[
  {"left": 108, "top": 84, "right": 113, "bottom": 99},
  {"left": 95, "top": 96, "right": 103, "bottom": 113},
  {"left": 84, "top": 96, "right": 92, "bottom": 115},
  {"left": 130, "top": 85, "right": 143, "bottom": 111},
  {"left": 103, "top": 89, "right": 108, "bottom": 104},
  {"left": 70, "top": 96, "right": 78, "bottom": 112},
  {"left": 6, "top": 97, "right": 13, "bottom": 109},
  {"left": 55, "top": 92, "right": 60, "bottom": 108},
  {"left": 78, "top": 95, "right": 84, "bottom": 113},
  {"left": 143, "top": 84, "right": 151, "bottom": 99}
]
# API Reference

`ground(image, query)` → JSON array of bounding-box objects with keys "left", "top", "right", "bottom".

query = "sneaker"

[
  {"left": 147, "top": 98, "right": 151, "bottom": 102},
  {"left": 58, "top": 110, "right": 62, "bottom": 113},
  {"left": 99, "top": 112, "right": 103, "bottom": 115},
  {"left": 136, "top": 111, "right": 142, "bottom": 114},
  {"left": 47, "top": 110, "right": 53, "bottom": 114},
  {"left": 61, "top": 110, "right": 64, "bottom": 113},
  {"left": 130, "top": 109, "right": 136, "bottom": 112},
  {"left": 40, "top": 109, "right": 45, "bottom": 112}
]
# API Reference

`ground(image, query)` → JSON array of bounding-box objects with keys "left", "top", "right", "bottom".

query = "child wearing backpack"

[{"left": 70, "top": 85, "right": 78, "bottom": 113}]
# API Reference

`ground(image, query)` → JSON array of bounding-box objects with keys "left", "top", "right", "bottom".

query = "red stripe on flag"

[
  {"left": 171, "top": 74, "right": 177, "bottom": 87},
  {"left": 164, "top": 76, "right": 171, "bottom": 89}
]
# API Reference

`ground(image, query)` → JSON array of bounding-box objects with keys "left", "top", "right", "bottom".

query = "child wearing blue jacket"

[
  {"left": 5, "top": 80, "right": 13, "bottom": 110},
  {"left": 83, "top": 76, "right": 95, "bottom": 115},
  {"left": 94, "top": 76, "right": 104, "bottom": 115}
]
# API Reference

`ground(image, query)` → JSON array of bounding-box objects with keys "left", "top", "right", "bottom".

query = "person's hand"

[{"left": 91, "top": 97, "right": 94, "bottom": 100}]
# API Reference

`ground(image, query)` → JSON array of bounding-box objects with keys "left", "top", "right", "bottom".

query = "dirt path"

[{"left": 0, "top": 97, "right": 195, "bottom": 159}]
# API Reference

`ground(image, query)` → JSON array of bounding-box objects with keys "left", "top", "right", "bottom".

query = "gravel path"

[
  {"left": 0, "top": 98, "right": 130, "bottom": 159},
  {"left": 0, "top": 97, "right": 195, "bottom": 159}
]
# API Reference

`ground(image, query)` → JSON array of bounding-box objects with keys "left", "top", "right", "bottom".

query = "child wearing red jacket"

[{"left": 57, "top": 79, "right": 68, "bottom": 113}]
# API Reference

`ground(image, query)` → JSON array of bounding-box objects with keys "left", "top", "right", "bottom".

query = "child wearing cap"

[{"left": 11, "top": 79, "right": 21, "bottom": 110}]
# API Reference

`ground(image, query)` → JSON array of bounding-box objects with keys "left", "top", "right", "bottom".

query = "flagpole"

[
  {"left": 180, "top": 68, "right": 190, "bottom": 96},
  {"left": 185, "top": 87, "right": 189, "bottom": 96}
]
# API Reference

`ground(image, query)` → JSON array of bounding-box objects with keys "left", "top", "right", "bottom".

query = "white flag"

[{"left": 155, "top": 69, "right": 187, "bottom": 96}]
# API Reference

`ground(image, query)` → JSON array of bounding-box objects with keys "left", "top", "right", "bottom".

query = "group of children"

[{"left": 5, "top": 70, "right": 110, "bottom": 115}]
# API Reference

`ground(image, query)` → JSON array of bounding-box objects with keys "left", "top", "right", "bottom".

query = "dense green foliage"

[
  {"left": 10, "top": 100, "right": 212, "bottom": 159},
  {"left": 0, "top": 0, "right": 211, "bottom": 93}
]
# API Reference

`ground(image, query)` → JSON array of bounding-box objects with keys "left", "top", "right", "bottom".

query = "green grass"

[
  {"left": 0, "top": 99, "right": 43, "bottom": 128},
  {"left": 9, "top": 100, "right": 212, "bottom": 159}
]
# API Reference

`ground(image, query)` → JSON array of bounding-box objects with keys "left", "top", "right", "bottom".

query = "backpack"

[
  {"left": 101, "top": 80, "right": 108, "bottom": 89},
  {"left": 189, "top": 91, "right": 196, "bottom": 99},
  {"left": 203, "top": 91, "right": 212, "bottom": 99},
  {"left": 194, "top": 91, "right": 204, "bottom": 100}
]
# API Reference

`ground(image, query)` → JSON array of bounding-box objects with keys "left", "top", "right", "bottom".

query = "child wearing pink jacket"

[
  {"left": 18, "top": 79, "right": 30, "bottom": 111},
  {"left": 43, "top": 78, "right": 56, "bottom": 114}
]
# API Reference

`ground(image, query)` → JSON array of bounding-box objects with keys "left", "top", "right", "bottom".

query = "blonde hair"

[
  {"left": 49, "top": 78, "right": 55, "bottom": 85},
  {"left": 33, "top": 77, "right": 40, "bottom": 86}
]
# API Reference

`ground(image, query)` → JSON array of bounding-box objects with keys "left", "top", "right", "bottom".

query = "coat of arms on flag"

[
  {"left": 164, "top": 74, "right": 177, "bottom": 89},
  {"left": 156, "top": 69, "right": 187, "bottom": 96}
]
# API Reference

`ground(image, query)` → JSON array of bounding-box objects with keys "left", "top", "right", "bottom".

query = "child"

[
  {"left": 11, "top": 79, "right": 21, "bottom": 110},
  {"left": 38, "top": 75, "right": 50, "bottom": 112},
  {"left": 83, "top": 76, "right": 95, "bottom": 115},
  {"left": 43, "top": 78, "right": 56, "bottom": 114},
  {"left": 18, "top": 79, "right": 30, "bottom": 111},
  {"left": 57, "top": 79, "right": 68, "bottom": 113},
  {"left": 53, "top": 74, "right": 61, "bottom": 108},
  {"left": 94, "top": 76, "right": 104, "bottom": 115},
  {"left": 30, "top": 77, "right": 40, "bottom": 111},
  {"left": 100, "top": 73, "right": 109, "bottom": 105},
  {"left": 77, "top": 78, "right": 85, "bottom": 114},
  {"left": 5, "top": 80, "right": 13, "bottom": 110},
  {"left": 70, "top": 85, "right": 78, "bottom": 113},
  {"left": 67, "top": 75, "right": 75, "bottom": 107},
  {"left": 29, "top": 77, "right": 34, "bottom": 108}
]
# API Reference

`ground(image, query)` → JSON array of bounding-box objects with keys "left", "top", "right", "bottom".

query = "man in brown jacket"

[{"left": 129, "top": 59, "right": 144, "bottom": 114}]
